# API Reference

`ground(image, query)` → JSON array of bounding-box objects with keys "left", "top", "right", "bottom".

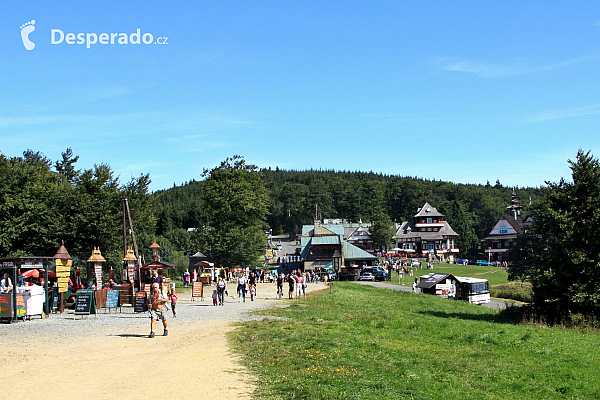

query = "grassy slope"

[{"left": 230, "top": 283, "right": 599, "bottom": 400}]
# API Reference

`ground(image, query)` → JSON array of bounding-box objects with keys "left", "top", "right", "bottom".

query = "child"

[
  {"left": 168, "top": 288, "right": 178, "bottom": 317},
  {"left": 249, "top": 285, "right": 256, "bottom": 301},
  {"left": 212, "top": 289, "right": 218, "bottom": 306}
]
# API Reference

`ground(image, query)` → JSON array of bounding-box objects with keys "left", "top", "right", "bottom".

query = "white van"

[{"left": 411, "top": 259, "right": 419, "bottom": 268}]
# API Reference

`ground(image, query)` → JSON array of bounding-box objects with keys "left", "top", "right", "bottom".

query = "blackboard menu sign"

[
  {"left": 134, "top": 292, "right": 147, "bottom": 313},
  {"left": 105, "top": 290, "right": 119, "bottom": 309},
  {"left": 0, "top": 293, "right": 12, "bottom": 318},
  {"left": 51, "top": 289, "right": 59, "bottom": 310},
  {"left": 75, "top": 290, "right": 96, "bottom": 315}
]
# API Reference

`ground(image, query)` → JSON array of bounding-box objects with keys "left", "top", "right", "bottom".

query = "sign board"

[
  {"left": 58, "top": 278, "right": 69, "bottom": 292},
  {"left": 105, "top": 290, "right": 119, "bottom": 309},
  {"left": 74, "top": 290, "right": 96, "bottom": 315},
  {"left": 51, "top": 289, "right": 59, "bottom": 310},
  {"left": 134, "top": 291, "right": 148, "bottom": 313},
  {"left": 94, "top": 263, "right": 102, "bottom": 288},
  {"left": 15, "top": 294, "right": 26, "bottom": 317},
  {"left": 192, "top": 282, "right": 203, "bottom": 298},
  {"left": 0, "top": 294, "right": 12, "bottom": 318}
]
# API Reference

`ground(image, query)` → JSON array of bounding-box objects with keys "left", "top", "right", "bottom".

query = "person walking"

[
  {"left": 216, "top": 276, "right": 226, "bottom": 305},
  {"left": 168, "top": 288, "right": 178, "bottom": 317},
  {"left": 295, "top": 273, "right": 303, "bottom": 299},
  {"left": 237, "top": 274, "right": 247, "bottom": 302},
  {"left": 183, "top": 269, "right": 190, "bottom": 286},
  {"left": 276, "top": 274, "right": 284, "bottom": 299},
  {"left": 148, "top": 282, "right": 169, "bottom": 338},
  {"left": 287, "top": 274, "right": 295, "bottom": 299}
]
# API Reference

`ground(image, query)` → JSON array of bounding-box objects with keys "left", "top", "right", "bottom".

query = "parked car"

[
  {"left": 374, "top": 267, "right": 387, "bottom": 281},
  {"left": 360, "top": 267, "right": 376, "bottom": 281},
  {"left": 454, "top": 258, "right": 469, "bottom": 265},
  {"left": 411, "top": 259, "right": 420, "bottom": 268},
  {"left": 476, "top": 260, "right": 494, "bottom": 266}
]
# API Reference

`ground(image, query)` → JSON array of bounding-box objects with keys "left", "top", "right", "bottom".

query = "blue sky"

[{"left": 2, "top": 1, "right": 600, "bottom": 191}]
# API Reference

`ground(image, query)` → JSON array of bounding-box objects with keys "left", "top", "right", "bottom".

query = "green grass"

[{"left": 230, "top": 283, "right": 600, "bottom": 399}]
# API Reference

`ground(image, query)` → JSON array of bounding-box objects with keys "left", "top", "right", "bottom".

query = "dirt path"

[{"left": 0, "top": 281, "right": 327, "bottom": 400}]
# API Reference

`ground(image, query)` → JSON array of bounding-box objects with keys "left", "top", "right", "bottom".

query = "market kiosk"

[{"left": 0, "top": 257, "right": 56, "bottom": 323}]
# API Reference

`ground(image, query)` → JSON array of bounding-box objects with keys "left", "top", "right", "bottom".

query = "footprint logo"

[{"left": 20, "top": 20, "right": 36, "bottom": 50}]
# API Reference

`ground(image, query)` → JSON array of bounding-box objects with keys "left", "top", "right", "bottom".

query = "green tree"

[
  {"left": 370, "top": 212, "right": 395, "bottom": 251},
  {"left": 195, "top": 156, "right": 269, "bottom": 269},
  {"left": 509, "top": 150, "right": 600, "bottom": 318}
]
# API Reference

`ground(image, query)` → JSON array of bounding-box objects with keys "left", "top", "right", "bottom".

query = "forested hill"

[{"left": 155, "top": 169, "right": 542, "bottom": 258}]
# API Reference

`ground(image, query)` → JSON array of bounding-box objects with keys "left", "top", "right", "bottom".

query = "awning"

[{"left": 417, "top": 273, "right": 451, "bottom": 289}]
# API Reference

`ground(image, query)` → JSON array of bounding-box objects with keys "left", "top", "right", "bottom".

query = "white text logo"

[{"left": 51, "top": 28, "right": 168, "bottom": 48}]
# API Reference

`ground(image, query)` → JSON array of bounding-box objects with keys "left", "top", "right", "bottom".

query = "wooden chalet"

[{"left": 393, "top": 202, "right": 459, "bottom": 262}]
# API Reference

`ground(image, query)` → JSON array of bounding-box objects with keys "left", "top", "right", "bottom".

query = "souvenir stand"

[
  {"left": 0, "top": 256, "right": 56, "bottom": 323},
  {"left": 137, "top": 241, "right": 177, "bottom": 293}
]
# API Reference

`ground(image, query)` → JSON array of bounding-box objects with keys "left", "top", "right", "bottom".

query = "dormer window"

[{"left": 499, "top": 227, "right": 508, "bottom": 234}]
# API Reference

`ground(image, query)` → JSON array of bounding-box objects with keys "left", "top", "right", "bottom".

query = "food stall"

[{"left": 0, "top": 257, "right": 56, "bottom": 322}]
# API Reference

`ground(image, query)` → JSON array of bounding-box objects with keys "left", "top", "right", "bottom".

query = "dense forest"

[{"left": 155, "top": 169, "right": 543, "bottom": 259}]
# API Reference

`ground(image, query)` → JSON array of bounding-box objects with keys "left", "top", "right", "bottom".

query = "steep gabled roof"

[
  {"left": 414, "top": 202, "right": 445, "bottom": 218},
  {"left": 394, "top": 220, "right": 458, "bottom": 240}
]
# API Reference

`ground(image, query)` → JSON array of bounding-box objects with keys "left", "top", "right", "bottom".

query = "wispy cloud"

[
  {"left": 356, "top": 113, "right": 442, "bottom": 123},
  {"left": 436, "top": 54, "right": 598, "bottom": 78},
  {"left": 521, "top": 103, "right": 600, "bottom": 123}
]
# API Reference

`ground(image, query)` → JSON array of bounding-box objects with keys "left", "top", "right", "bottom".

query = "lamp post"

[{"left": 150, "top": 241, "right": 160, "bottom": 262}]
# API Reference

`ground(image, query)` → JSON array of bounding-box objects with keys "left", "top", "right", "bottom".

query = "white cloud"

[
  {"left": 437, "top": 54, "right": 598, "bottom": 78},
  {"left": 521, "top": 103, "right": 600, "bottom": 123}
]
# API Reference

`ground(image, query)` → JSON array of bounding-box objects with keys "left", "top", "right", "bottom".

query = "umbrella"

[
  {"left": 40, "top": 269, "right": 57, "bottom": 278},
  {"left": 22, "top": 269, "right": 39, "bottom": 279}
]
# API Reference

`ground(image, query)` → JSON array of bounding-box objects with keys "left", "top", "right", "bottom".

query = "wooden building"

[
  {"left": 393, "top": 202, "right": 459, "bottom": 262},
  {"left": 483, "top": 189, "right": 533, "bottom": 263}
]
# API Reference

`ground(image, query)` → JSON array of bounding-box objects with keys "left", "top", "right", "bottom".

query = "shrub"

[{"left": 490, "top": 281, "right": 532, "bottom": 303}]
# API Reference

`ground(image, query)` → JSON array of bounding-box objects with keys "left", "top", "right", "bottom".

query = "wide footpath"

[{"left": 0, "top": 281, "right": 328, "bottom": 400}]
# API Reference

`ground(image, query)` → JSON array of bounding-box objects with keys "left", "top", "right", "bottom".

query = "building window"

[
  {"left": 433, "top": 228, "right": 438, "bottom": 232},
  {"left": 499, "top": 227, "right": 508, "bottom": 234},
  {"left": 427, "top": 228, "right": 432, "bottom": 232},
  {"left": 427, "top": 218, "right": 432, "bottom": 223}
]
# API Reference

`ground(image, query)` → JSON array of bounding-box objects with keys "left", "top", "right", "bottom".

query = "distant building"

[
  {"left": 344, "top": 221, "right": 375, "bottom": 254},
  {"left": 483, "top": 189, "right": 533, "bottom": 263},
  {"left": 393, "top": 202, "right": 459, "bottom": 262},
  {"left": 300, "top": 220, "right": 377, "bottom": 277}
]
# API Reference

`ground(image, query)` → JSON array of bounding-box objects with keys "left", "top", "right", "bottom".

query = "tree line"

[
  {"left": 3, "top": 148, "right": 599, "bottom": 323},
  {"left": 155, "top": 168, "right": 542, "bottom": 258}
]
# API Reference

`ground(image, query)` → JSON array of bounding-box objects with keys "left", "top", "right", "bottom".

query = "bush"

[{"left": 490, "top": 281, "right": 532, "bottom": 303}]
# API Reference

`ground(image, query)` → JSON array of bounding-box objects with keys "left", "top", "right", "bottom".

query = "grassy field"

[
  {"left": 389, "top": 263, "right": 509, "bottom": 286},
  {"left": 230, "top": 283, "right": 600, "bottom": 399}
]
